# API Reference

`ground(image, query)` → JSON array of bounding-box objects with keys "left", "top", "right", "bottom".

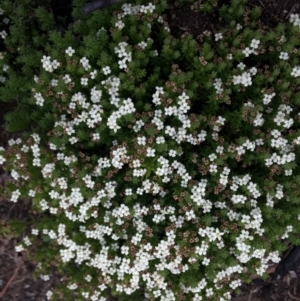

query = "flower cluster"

[
  {"left": 1, "top": 2, "right": 300, "bottom": 301},
  {"left": 41, "top": 55, "right": 60, "bottom": 73}
]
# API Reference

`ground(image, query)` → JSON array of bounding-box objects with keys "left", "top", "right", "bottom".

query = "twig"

[
  {"left": 7, "top": 203, "right": 16, "bottom": 218},
  {"left": 178, "top": 26, "right": 190, "bottom": 31},
  {"left": 257, "top": 0, "right": 266, "bottom": 9},
  {"left": 247, "top": 289, "right": 253, "bottom": 301},
  {"left": 11, "top": 273, "right": 29, "bottom": 286},
  {"left": 0, "top": 260, "right": 22, "bottom": 298},
  {"left": 285, "top": 4, "right": 297, "bottom": 20},
  {"left": 288, "top": 290, "right": 300, "bottom": 301}
]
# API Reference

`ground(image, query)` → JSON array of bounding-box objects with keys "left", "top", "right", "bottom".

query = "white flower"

[
  {"left": 69, "top": 137, "right": 78, "bottom": 144},
  {"left": 250, "top": 67, "right": 257, "bottom": 75},
  {"left": 3, "top": 18, "right": 9, "bottom": 24},
  {"left": 291, "top": 66, "right": 300, "bottom": 77},
  {"left": 118, "top": 59, "right": 127, "bottom": 69},
  {"left": 140, "top": 5, "right": 148, "bottom": 13},
  {"left": 0, "top": 30, "right": 7, "bottom": 39},
  {"left": 202, "top": 257, "right": 210, "bottom": 266},
  {"left": 237, "top": 62, "right": 246, "bottom": 70},
  {"left": 111, "top": 124, "right": 121, "bottom": 133},
  {"left": 242, "top": 47, "right": 252, "bottom": 57},
  {"left": 209, "top": 164, "right": 217, "bottom": 173},
  {"left": 51, "top": 60, "right": 60, "bottom": 69},
  {"left": 289, "top": 13, "right": 300, "bottom": 27},
  {"left": 185, "top": 210, "right": 195, "bottom": 220},
  {"left": 240, "top": 72, "right": 252, "bottom": 86},
  {"left": 125, "top": 188, "right": 132, "bottom": 196},
  {"left": 0, "top": 155, "right": 5, "bottom": 165},
  {"left": 279, "top": 52, "right": 289, "bottom": 60},
  {"left": 215, "top": 33, "right": 223, "bottom": 41},
  {"left": 211, "top": 228, "right": 224, "bottom": 241},
  {"left": 156, "top": 136, "right": 165, "bottom": 144},
  {"left": 2, "top": 64, "right": 9, "bottom": 72},
  {"left": 15, "top": 244, "right": 24, "bottom": 252},
  {"left": 146, "top": 3, "right": 155, "bottom": 13},
  {"left": 34, "top": 92, "right": 45, "bottom": 106},
  {"left": 46, "top": 290, "right": 53, "bottom": 300},
  {"left": 146, "top": 147, "right": 155, "bottom": 157},
  {"left": 250, "top": 39, "right": 260, "bottom": 49},
  {"left": 227, "top": 53, "right": 233, "bottom": 60},
  {"left": 137, "top": 136, "right": 146, "bottom": 145},
  {"left": 66, "top": 47, "right": 75, "bottom": 56},
  {"left": 169, "top": 150, "right": 176, "bottom": 157},
  {"left": 81, "top": 78, "right": 88, "bottom": 86},
  {"left": 262, "top": 92, "right": 275, "bottom": 105},
  {"left": 102, "top": 66, "right": 111, "bottom": 75},
  {"left": 11, "top": 189, "right": 21, "bottom": 202},
  {"left": 90, "top": 70, "right": 97, "bottom": 79},
  {"left": 115, "top": 20, "right": 125, "bottom": 29},
  {"left": 236, "top": 23, "right": 242, "bottom": 30},
  {"left": 285, "top": 169, "right": 292, "bottom": 176}
]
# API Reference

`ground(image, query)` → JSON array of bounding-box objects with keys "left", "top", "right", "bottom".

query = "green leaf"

[
  {"left": 42, "top": 235, "right": 51, "bottom": 242},
  {"left": 5, "top": 110, "right": 32, "bottom": 132}
]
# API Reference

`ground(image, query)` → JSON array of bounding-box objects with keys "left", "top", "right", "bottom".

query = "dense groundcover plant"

[
  {"left": 1, "top": 0, "right": 300, "bottom": 300},
  {"left": 0, "top": 0, "right": 59, "bottom": 131}
]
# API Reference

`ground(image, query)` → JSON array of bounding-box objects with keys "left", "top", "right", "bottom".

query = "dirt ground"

[{"left": 1, "top": 0, "right": 300, "bottom": 300}]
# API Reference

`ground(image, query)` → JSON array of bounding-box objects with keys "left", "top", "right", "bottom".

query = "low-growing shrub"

[{"left": 1, "top": 0, "right": 300, "bottom": 300}]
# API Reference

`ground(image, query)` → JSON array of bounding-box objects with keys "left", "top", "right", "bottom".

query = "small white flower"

[
  {"left": 118, "top": 59, "right": 127, "bottom": 69},
  {"left": 289, "top": 13, "right": 300, "bottom": 27},
  {"left": 51, "top": 60, "right": 60, "bottom": 69},
  {"left": 146, "top": 3, "right": 155, "bottom": 13},
  {"left": 146, "top": 147, "right": 155, "bottom": 157},
  {"left": 262, "top": 92, "right": 275, "bottom": 105},
  {"left": 0, "top": 30, "right": 7, "bottom": 39},
  {"left": 65, "top": 47, "right": 75, "bottom": 56},
  {"left": 237, "top": 62, "right": 246, "bottom": 70},
  {"left": 103, "top": 66, "right": 111, "bottom": 75},
  {"left": 62, "top": 74, "right": 71, "bottom": 84},
  {"left": 242, "top": 47, "right": 252, "bottom": 57},
  {"left": 227, "top": 53, "right": 233, "bottom": 60},
  {"left": 236, "top": 23, "right": 243, "bottom": 30},
  {"left": 90, "top": 70, "right": 97, "bottom": 79},
  {"left": 169, "top": 150, "right": 176, "bottom": 157},
  {"left": 202, "top": 257, "right": 210, "bottom": 266},
  {"left": 2, "top": 64, "right": 9, "bottom": 72},
  {"left": 250, "top": 39, "right": 260, "bottom": 49},
  {"left": 291, "top": 66, "right": 300, "bottom": 77},
  {"left": 285, "top": 169, "right": 293, "bottom": 176},
  {"left": 15, "top": 244, "right": 24, "bottom": 252},
  {"left": 69, "top": 137, "right": 78, "bottom": 144},
  {"left": 0, "top": 155, "right": 5, "bottom": 165},
  {"left": 81, "top": 78, "right": 88, "bottom": 86},
  {"left": 115, "top": 20, "right": 125, "bottom": 29},
  {"left": 215, "top": 33, "right": 223, "bottom": 41},
  {"left": 46, "top": 290, "right": 53, "bottom": 300},
  {"left": 279, "top": 52, "right": 289, "bottom": 60},
  {"left": 125, "top": 188, "right": 132, "bottom": 196},
  {"left": 249, "top": 67, "right": 257, "bottom": 75}
]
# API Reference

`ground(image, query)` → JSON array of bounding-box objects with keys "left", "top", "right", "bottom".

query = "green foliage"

[
  {"left": 1, "top": 1, "right": 300, "bottom": 301},
  {"left": 5, "top": 108, "right": 32, "bottom": 132}
]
